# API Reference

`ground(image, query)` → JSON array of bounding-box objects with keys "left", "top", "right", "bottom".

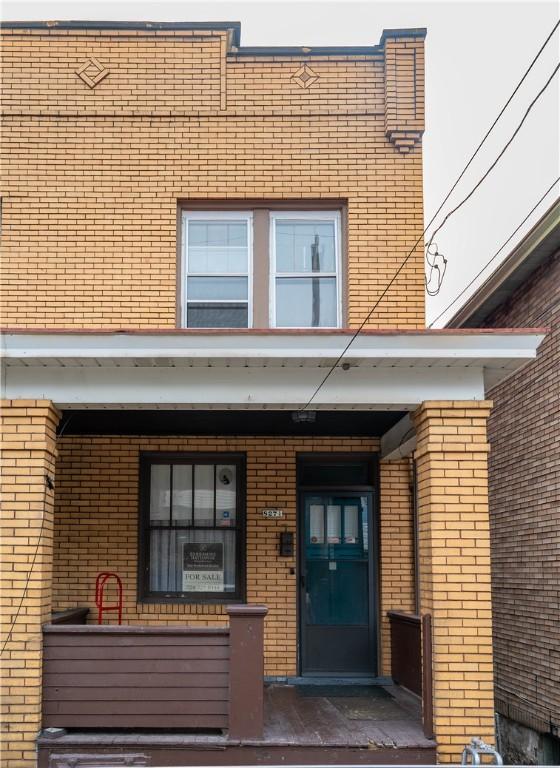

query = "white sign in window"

[
  {"left": 309, "top": 504, "right": 325, "bottom": 544},
  {"left": 327, "top": 504, "right": 341, "bottom": 544},
  {"left": 182, "top": 542, "right": 224, "bottom": 592},
  {"left": 344, "top": 505, "right": 359, "bottom": 543}
]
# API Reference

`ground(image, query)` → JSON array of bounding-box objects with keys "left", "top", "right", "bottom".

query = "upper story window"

[
  {"left": 182, "top": 212, "right": 252, "bottom": 328},
  {"left": 270, "top": 212, "right": 341, "bottom": 328},
  {"left": 180, "top": 207, "right": 342, "bottom": 329}
]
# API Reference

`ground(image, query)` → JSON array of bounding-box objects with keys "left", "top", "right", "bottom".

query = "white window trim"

[
  {"left": 269, "top": 210, "right": 342, "bottom": 329},
  {"left": 181, "top": 210, "right": 253, "bottom": 329}
]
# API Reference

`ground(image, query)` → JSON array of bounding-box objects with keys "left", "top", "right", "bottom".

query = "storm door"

[{"left": 299, "top": 492, "right": 376, "bottom": 675}]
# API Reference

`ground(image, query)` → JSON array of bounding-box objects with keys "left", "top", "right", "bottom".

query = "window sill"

[{"left": 137, "top": 595, "right": 245, "bottom": 606}]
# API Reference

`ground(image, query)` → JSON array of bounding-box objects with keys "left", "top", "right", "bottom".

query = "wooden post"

[
  {"left": 422, "top": 613, "right": 434, "bottom": 739},
  {"left": 227, "top": 605, "right": 268, "bottom": 740}
]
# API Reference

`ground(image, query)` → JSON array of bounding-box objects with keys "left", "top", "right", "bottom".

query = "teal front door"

[{"left": 300, "top": 492, "right": 376, "bottom": 675}]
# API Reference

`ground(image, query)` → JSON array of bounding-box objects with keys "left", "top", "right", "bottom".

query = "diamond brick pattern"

[
  {"left": 291, "top": 63, "right": 319, "bottom": 88},
  {"left": 75, "top": 56, "right": 109, "bottom": 89}
]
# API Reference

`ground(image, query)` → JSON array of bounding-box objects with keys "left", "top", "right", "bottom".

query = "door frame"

[{"left": 296, "top": 453, "right": 380, "bottom": 677}]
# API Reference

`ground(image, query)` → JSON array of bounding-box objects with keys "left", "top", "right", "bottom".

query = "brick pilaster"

[
  {"left": 0, "top": 400, "right": 60, "bottom": 767},
  {"left": 383, "top": 31, "right": 426, "bottom": 154},
  {"left": 412, "top": 401, "right": 495, "bottom": 762}
]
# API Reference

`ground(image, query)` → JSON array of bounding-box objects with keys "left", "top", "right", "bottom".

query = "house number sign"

[{"left": 262, "top": 509, "right": 284, "bottom": 519}]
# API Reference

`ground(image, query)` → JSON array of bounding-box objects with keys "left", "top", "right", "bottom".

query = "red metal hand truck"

[{"left": 95, "top": 572, "right": 123, "bottom": 625}]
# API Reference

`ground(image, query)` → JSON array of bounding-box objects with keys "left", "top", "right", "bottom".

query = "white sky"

[{"left": 2, "top": 0, "right": 559, "bottom": 326}]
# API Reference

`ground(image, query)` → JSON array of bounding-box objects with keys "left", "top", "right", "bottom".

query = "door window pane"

[
  {"left": 361, "top": 496, "right": 369, "bottom": 552},
  {"left": 344, "top": 505, "right": 359, "bottom": 544},
  {"left": 327, "top": 505, "right": 341, "bottom": 544},
  {"left": 309, "top": 504, "right": 325, "bottom": 544},
  {"left": 276, "top": 277, "right": 336, "bottom": 327}
]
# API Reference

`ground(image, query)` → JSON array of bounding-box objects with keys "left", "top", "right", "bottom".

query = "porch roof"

[{"left": 1, "top": 328, "right": 545, "bottom": 411}]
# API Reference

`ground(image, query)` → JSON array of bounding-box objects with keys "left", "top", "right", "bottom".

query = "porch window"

[
  {"left": 270, "top": 211, "right": 341, "bottom": 328},
  {"left": 139, "top": 454, "right": 245, "bottom": 603}
]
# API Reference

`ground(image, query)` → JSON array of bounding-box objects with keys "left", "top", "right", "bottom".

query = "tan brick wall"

[
  {"left": 379, "top": 458, "right": 416, "bottom": 676},
  {"left": 0, "top": 26, "right": 425, "bottom": 329},
  {"left": 52, "top": 434, "right": 400, "bottom": 676},
  {"left": 0, "top": 400, "right": 60, "bottom": 768},
  {"left": 413, "top": 401, "right": 495, "bottom": 763}
]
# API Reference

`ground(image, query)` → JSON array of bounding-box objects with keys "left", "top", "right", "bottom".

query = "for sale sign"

[{"left": 182, "top": 542, "right": 224, "bottom": 592}]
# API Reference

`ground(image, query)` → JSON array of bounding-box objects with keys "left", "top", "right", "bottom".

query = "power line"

[
  {"left": 429, "top": 178, "right": 560, "bottom": 328},
  {"left": 426, "top": 62, "right": 560, "bottom": 249},
  {"left": 0, "top": 476, "right": 53, "bottom": 657},
  {"left": 0, "top": 414, "right": 74, "bottom": 658},
  {"left": 423, "top": 18, "right": 559, "bottom": 289},
  {"left": 299, "top": 21, "right": 560, "bottom": 411}
]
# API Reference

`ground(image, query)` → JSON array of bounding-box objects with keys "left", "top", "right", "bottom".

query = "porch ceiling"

[
  {"left": 57, "top": 408, "right": 407, "bottom": 436},
  {"left": 1, "top": 328, "right": 545, "bottom": 410}
]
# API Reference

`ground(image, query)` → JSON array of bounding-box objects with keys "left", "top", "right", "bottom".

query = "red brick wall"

[{"left": 482, "top": 249, "right": 560, "bottom": 733}]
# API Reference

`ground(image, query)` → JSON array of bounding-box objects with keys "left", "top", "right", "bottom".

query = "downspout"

[{"left": 410, "top": 456, "right": 420, "bottom": 614}]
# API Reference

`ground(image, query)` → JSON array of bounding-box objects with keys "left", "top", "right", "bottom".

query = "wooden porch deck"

[
  {"left": 263, "top": 683, "right": 433, "bottom": 749},
  {"left": 38, "top": 683, "right": 436, "bottom": 766}
]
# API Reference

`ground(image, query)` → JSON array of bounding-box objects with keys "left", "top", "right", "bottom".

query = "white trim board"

[
  {"left": 1, "top": 330, "right": 544, "bottom": 410},
  {"left": 3, "top": 364, "right": 487, "bottom": 409}
]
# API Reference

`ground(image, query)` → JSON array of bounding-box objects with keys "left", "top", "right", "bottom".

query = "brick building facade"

[
  {"left": 0, "top": 20, "right": 545, "bottom": 767},
  {"left": 450, "top": 200, "right": 560, "bottom": 764}
]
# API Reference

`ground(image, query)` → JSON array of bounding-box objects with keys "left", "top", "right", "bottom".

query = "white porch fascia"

[{"left": 1, "top": 329, "right": 545, "bottom": 411}]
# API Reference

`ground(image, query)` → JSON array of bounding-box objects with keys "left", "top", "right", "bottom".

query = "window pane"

[
  {"left": 276, "top": 277, "right": 337, "bottom": 327},
  {"left": 327, "top": 505, "right": 341, "bottom": 544},
  {"left": 172, "top": 465, "right": 192, "bottom": 526},
  {"left": 188, "top": 220, "right": 248, "bottom": 273},
  {"left": 309, "top": 504, "right": 325, "bottom": 544},
  {"left": 187, "top": 303, "right": 248, "bottom": 328},
  {"left": 150, "top": 465, "right": 170, "bottom": 523},
  {"left": 189, "top": 221, "right": 248, "bottom": 247},
  {"left": 188, "top": 247, "right": 248, "bottom": 274},
  {"left": 216, "top": 465, "right": 237, "bottom": 527},
  {"left": 344, "top": 505, "right": 359, "bottom": 543},
  {"left": 188, "top": 276, "right": 248, "bottom": 301},
  {"left": 194, "top": 464, "right": 214, "bottom": 526},
  {"left": 149, "top": 529, "right": 236, "bottom": 593},
  {"left": 276, "top": 220, "right": 336, "bottom": 273}
]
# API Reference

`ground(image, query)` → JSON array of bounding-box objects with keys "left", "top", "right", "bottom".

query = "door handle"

[{"left": 300, "top": 573, "right": 305, "bottom": 588}]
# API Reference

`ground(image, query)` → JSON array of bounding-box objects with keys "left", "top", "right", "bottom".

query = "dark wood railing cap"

[
  {"left": 227, "top": 604, "right": 268, "bottom": 618},
  {"left": 43, "top": 624, "right": 229, "bottom": 635},
  {"left": 387, "top": 610, "right": 421, "bottom": 623},
  {"left": 51, "top": 607, "right": 89, "bottom": 624}
]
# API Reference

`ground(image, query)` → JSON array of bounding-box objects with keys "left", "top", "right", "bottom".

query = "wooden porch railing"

[
  {"left": 387, "top": 610, "right": 433, "bottom": 739},
  {"left": 42, "top": 604, "right": 267, "bottom": 739}
]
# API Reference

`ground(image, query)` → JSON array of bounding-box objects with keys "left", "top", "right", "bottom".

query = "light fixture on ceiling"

[{"left": 291, "top": 411, "right": 317, "bottom": 424}]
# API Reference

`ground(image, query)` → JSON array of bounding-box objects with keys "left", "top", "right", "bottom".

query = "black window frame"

[{"left": 138, "top": 452, "right": 247, "bottom": 604}]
